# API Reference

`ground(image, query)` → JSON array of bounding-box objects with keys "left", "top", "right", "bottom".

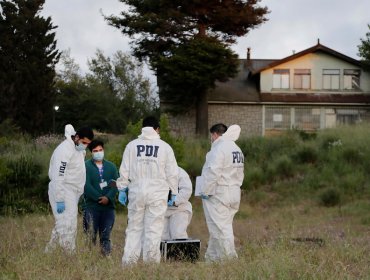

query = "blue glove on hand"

[
  {"left": 118, "top": 188, "right": 128, "bottom": 206},
  {"left": 56, "top": 201, "right": 65, "bottom": 214},
  {"left": 167, "top": 194, "right": 177, "bottom": 206},
  {"left": 201, "top": 194, "right": 210, "bottom": 200}
]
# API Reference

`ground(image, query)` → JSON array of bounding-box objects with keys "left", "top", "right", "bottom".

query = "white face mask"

[
  {"left": 93, "top": 151, "right": 104, "bottom": 161},
  {"left": 75, "top": 142, "right": 87, "bottom": 151}
]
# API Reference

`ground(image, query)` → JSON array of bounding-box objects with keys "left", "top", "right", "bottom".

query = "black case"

[{"left": 160, "top": 239, "right": 201, "bottom": 262}]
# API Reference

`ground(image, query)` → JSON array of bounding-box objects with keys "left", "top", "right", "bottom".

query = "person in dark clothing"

[{"left": 83, "top": 139, "right": 118, "bottom": 256}]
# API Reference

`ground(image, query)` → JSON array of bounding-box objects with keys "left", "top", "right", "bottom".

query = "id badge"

[{"left": 99, "top": 181, "right": 108, "bottom": 189}]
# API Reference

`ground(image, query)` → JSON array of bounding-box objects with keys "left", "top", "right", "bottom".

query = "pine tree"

[
  {"left": 0, "top": 0, "right": 60, "bottom": 134},
  {"left": 107, "top": 0, "right": 268, "bottom": 136}
]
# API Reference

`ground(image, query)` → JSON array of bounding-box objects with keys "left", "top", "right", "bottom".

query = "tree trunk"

[{"left": 195, "top": 90, "right": 208, "bottom": 137}]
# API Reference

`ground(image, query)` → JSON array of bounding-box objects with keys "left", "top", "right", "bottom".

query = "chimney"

[
  {"left": 247, "top": 47, "right": 251, "bottom": 60},
  {"left": 317, "top": 38, "right": 320, "bottom": 45}
]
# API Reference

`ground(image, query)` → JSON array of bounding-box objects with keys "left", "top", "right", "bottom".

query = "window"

[
  {"left": 294, "top": 107, "right": 320, "bottom": 130},
  {"left": 336, "top": 109, "right": 361, "bottom": 125},
  {"left": 343, "top": 69, "right": 360, "bottom": 90},
  {"left": 294, "top": 69, "right": 311, "bottom": 89},
  {"left": 323, "top": 69, "right": 340, "bottom": 90},
  {"left": 273, "top": 69, "right": 290, "bottom": 89},
  {"left": 265, "top": 107, "right": 291, "bottom": 129}
]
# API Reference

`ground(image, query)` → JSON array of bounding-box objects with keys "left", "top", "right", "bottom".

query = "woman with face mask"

[{"left": 82, "top": 139, "right": 119, "bottom": 256}]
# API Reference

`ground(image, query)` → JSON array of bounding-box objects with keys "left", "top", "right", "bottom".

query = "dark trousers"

[{"left": 83, "top": 208, "right": 115, "bottom": 255}]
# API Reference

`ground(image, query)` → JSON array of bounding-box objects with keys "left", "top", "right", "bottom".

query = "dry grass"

[{"left": 0, "top": 197, "right": 369, "bottom": 280}]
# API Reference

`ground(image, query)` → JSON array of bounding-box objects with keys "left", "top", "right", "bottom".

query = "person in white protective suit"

[
  {"left": 162, "top": 166, "right": 193, "bottom": 240},
  {"left": 45, "top": 124, "right": 94, "bottom": 253},
  {"left": 116, "top": 116, "right": 178, "bottom": 265},
  {"left": 200, "top": 123, "right": 244, "bottom": 262}
]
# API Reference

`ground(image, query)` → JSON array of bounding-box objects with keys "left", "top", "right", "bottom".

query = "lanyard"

[{"left": 97, "top": 165, "right": 104, "bottom": 182}]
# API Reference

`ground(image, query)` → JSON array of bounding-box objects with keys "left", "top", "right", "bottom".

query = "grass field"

[
  {"left": 1, "top": 196, "right": 369, "bottom": 280},
  {"left": 1, "top": 124, "right": 370, "bottom": 279}
]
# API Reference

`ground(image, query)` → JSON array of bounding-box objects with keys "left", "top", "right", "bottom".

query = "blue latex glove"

[
  {"left": 200, "top": 194, "right": 210, "bottom": 200},
  {"left": 167, "top": 194, "right": 177, "bottom": 206},
  {"left": 56, "top": 201, "right": 65, "bottom": 214},
  {"left": 118, "top": 188, "right": 128, "bottom": 206}
]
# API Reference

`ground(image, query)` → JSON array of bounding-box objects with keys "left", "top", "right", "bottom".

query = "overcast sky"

[{"left": 42, "top": 0, "right": 370, "bottom": 83}]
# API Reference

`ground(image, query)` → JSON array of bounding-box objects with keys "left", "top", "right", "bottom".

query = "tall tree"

[
  {"left": 358, "top": 24, "right": 370, "bottom": 71},
  {"left": 0, "top": 0, "right": 60, "bottom": 134},
  {"left": 54, "top": 50, "right": 158, "bottom": 134},
  {"left": 107, "top": 0, "right": 268, "bottom": 136}
]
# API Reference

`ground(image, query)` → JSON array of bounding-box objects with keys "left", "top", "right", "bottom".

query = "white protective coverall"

[
  {"left": 162, "top": 166, "right": 193, "bottom": 240},
  {"left": 116, "top": 127, "right": 178, "bottom": 264},
  {"left": 46, "top": 124, "right": 86, "bottom": 252},
  {"left": 201, "top": 124, "right": 244, "bottom": 261}
]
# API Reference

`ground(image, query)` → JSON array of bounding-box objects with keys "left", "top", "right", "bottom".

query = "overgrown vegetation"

[
  {"left": 1, "top": 123, "right": 369, "bottom": 215},
  {"left": 0, "top": 124, "right": 369, "bottom": 278},
  {"left": 239, "top": 125, "right": 370, "bottom": 207}
]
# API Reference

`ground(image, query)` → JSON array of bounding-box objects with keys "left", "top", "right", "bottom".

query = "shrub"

[
  {"left": 0, "top": 119, "right": 21, "bottom": 137},
  {"left": 338, "top": 171, "right": 366, "bottom": 196},
  {"left": 180, "top": 138, "right": 208, "bottom": 179},
  {"left": 319, "top": 187, "right": 341, "bottom": 207},
  {"left": 158, "top": 115, "right": 185, "bottom": 163},
  {"left": 238, "top": 137, "right": 265, "bottom": 163},
  {"left": 293, "top": 145, "right": 318, "bottom": 164},
  {"left": 0, "top": 159, "right": 11, "bottom": 190},
  {"left": 320, "top": 135, "right": 342, "bottom": 150},
  {"left": 244, "top": 166, "right": 265, "bottom": 190},
  {"left": 341, "top": 147, "right": 363, "bottom": 164},
  {"left": 297, "top": 130, "right": 317, "bottom": 141},
  {"left": 34, "top": 134, "right": 63, "bottom": 149},
  {"left": 6, "top": 155, "right": 42, "bottom": 189},
  {"left": 274, "top": 155, "right": 295, "bottom": 178},
  {"left": 239, "top": 133, "right": 300, "bottom": 165}
]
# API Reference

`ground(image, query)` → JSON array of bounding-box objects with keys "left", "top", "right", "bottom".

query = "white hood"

[
  {"left": 64, "top": 124, "right": 76, "bottom": 138},
  {"left": 138, "top": 127, "right": 160, "bottom": 140},
  {"left": 221, "top": 124, "right": 241, "bottom": 141}
]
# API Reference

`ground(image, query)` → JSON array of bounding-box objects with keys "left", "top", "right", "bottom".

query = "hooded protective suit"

[
  {"left": 116, "top": 127, "right": 178, "bottom": 264},
  {"left": 201, "top": 125, "right": 244, "bottom": 261},
  {"left": 45, "top": 124, "right": 86, "bottom": 252},
  {"left": 162, "top": 166, "right": 193, "bottom": 240}
]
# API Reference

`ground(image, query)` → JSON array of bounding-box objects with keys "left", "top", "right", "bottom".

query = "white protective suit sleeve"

[
  {"left": 48, "top": 124, "right": 76, "bottom": 202},
  {"left": 116, "top": 142, "right": 131, "bottom": 191},
  {"left": 165, "top": 145, "right": 179, "bottom": 195},
  {"left": 201, "top": 146, "right": 224, "bottom": 195},
  {"left": 175, "top": 167, "right": 192, "bottom": 205}
]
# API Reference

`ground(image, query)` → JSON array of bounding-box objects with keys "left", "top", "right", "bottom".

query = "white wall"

[{"left": 260, "top": 52, "right": 370, "bottom": 92}]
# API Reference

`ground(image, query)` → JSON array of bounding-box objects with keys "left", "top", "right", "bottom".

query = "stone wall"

[
  {"left": 165, "top": 104, "right": 263, "bottom": 138},
  {"left": 209, "top": 104, "right": 263, "bottom": 138},
  {"left": 165, "top": 109, "right": 196, "bottom": 137}
]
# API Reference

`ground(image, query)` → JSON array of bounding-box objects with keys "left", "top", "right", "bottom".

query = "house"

[{"left": 163, "top": 41, "right": 370, "bottom": 137}]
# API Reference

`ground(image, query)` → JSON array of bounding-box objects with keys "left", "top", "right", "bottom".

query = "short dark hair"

[
  {"left": 76, "top": 127, "right": 94, "bottom": 140},
  {"left": 142, "top": 116, "right": 160, "bottom": 129},
  {"left": 88, "top": 139, "right": 104, "bottom": 152},
  {"left": 210, "top": 123, "right": 227, "bottom": 135}
]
